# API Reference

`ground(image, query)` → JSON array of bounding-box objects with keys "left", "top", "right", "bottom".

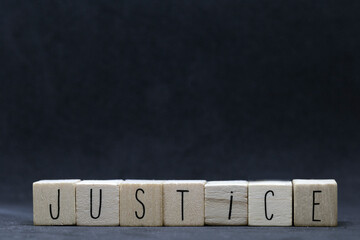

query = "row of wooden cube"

[{"left": 33, "top": 179, "right": 337, "bottom": 226}]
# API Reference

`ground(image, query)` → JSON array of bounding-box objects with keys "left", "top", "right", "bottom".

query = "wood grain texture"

[
  {"left": 205, "top": 181, "right": 248, "bottom": 225},
  {"left": 33, "top": 179, "right": 80, "bottom": 225},
  {"left": 248, "top": 181, "right": 292, "bottom": 226},
  {"left": 293, "top": 179, "right": 337, "bottom": 227},
  {"left": 120, "top": 180, "right": 163, "bottom": 226},
  {"left": 76, "top": 180, "right": 122, "bottom": 226},
  {"left": 163, "top": 180, "right": 206, "bottom": 226}
]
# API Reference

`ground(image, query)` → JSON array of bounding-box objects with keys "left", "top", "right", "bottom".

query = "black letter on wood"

[
  {"left": 264, "top": 190, "right": 274, "bottom": 220},
  {"left": 90, "top": 189, "right": 102, "bottom": 219},
  {"left": 49, "top": 189, "right": 60, "bottom": 220},
  {"left": 135, "top": 188, "right": 146, "bottom": 219},
  {"left": 228, "top": 191, "right": 234, "bottom": 220},
  {"left": 312, "top": 190, "right": 322, "bottom": 222},
  {"left": 177, "top": 190, "right": 189, "bottom": 221}
]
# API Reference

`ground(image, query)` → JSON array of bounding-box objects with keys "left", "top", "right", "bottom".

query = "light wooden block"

[
  {"left": 33, "top": 179, "right": 80, "bottom": 225},
  {"left": 293, "top": 179, "right": 337, "bottom": 227},
  {"left": 163, "top": 180, "right": 206, "bottom": 226},
  {"left": 205, "top": 181, "right": 248, "bottom": 225},
  {"left": 248, "top": 181, "right": 292, "bottom": 226},
  {"left": 120, "top": 180, "right": 163, "bottom": 226},
  {"left": 76, "top": 180, "right": 122, "bottom": 226}
]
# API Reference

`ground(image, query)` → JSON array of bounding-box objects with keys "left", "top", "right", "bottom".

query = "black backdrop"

[{"left": 0, "top": 0, "right": 359, "bottom": 203}]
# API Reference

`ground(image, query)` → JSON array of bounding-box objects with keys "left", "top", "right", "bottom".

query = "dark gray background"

[{"left": 0, "top": 0, "right": 359, "bottom": 239}]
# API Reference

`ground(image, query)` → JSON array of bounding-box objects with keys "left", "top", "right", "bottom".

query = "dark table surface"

[{"left": 1, "top": 201, "right": 359, "bottom": 240}]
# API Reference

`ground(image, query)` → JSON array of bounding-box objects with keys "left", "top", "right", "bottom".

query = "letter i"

[{"left": 228, "top": 191, "right": 233, "bottom": 220}]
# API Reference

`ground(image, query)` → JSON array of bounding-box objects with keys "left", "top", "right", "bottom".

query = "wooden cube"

[
  {"left": 205, "top": 181, "right": 248, "bottom": 225},
  {"left": 33, "top": 179, "right": 80, "bottom": 225},
  {"left": 293, "top": 179, "right": 337, "bottom": 227},
  {"left": 248, "top": 181, "right": 292, "bottom": 226},
  {"left": 76, "top": 180, "right": 122, "bottom": 226},
  {"left": 120, "top": 180, "right": 163, "bottom": 226},
  {"left": 163, "top": 180, "right": 206, "bottom": 226}
]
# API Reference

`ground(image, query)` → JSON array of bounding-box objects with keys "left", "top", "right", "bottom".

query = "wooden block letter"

[
  {"left": 205, "top": 181, "right": 248, "bottom": 225},
  {"left": 76, "top": 180, "right": 122, "bottom": 226},
  {"left": 248, "top": 181, "right": 292, "bottom": 226},
  {"left": 293, "top": 179, "right": 337, "bottom": 227},
  {"left": 33, "top": 179, "right": 80, "bottom": 225},
  {"left": 163, "top": 180, "right": 206, "bottom": 226},
  {"left": 120, "top": 180, "right": 163, "bottom": 226}
]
